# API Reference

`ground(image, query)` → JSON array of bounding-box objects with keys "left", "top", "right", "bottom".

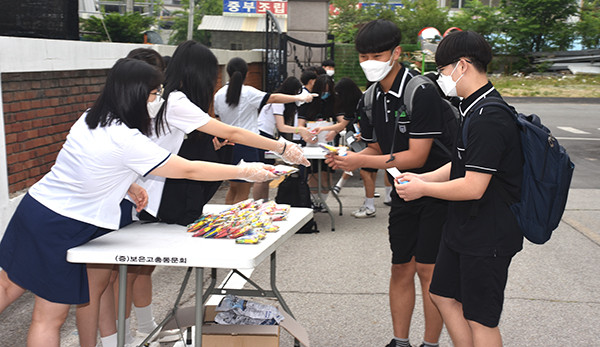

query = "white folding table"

[
  {"left": 67, "top": 205, "right": 313, "bottom": 347},
  {"left": 267, "top": 146, "right": 343, "bottom": 231}
]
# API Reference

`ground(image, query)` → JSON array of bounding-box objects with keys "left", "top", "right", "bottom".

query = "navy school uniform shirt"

[
  {"left": 357, "top": 67, "right": 452, "bottom": 205},
  {"left": 444, "top": 81, "right": 524, "bottom": 257}
]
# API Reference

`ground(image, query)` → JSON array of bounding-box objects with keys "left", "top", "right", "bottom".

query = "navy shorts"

[
  {"left": 429, "top": 238, "right": 513, "bottom": 328},
  {"left": 230, "top": 143, "right": 261, "bottom": 183},
  {"left": 258, "top": 131, "right": 276, "bottom": 165},
  {"left": 0, "top": 194, "right": 107, "bottom": 305},
  {"left": 388, "top": 198, "right": 447, "bottom": 264}
]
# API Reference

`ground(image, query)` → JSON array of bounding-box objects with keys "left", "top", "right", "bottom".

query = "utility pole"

[
  {"left": 187, "top": 0, "right": 195, "bottom": 40},
  {"left": 126, "top": 0, "right": 134, "bottom": 13}
]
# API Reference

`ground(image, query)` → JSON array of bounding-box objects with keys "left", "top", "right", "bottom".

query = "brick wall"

[
  {"left": 2, "top": 69, "right": 108, "bottom": 194},
  {"left": 1, "top": 62, "right": 263, "bottom": 195}
]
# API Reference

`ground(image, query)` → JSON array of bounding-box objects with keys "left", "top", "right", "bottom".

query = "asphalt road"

[{"left": 507, "top": 98, "right": 600, "bottom": 189}]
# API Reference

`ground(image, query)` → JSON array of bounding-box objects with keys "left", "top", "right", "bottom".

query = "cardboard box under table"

[
  {"left": 161, "top": 304, "right": 309, "bottom": 347},
  {"left": 67, "top": 204, "right": 313, "bottom": 347}
]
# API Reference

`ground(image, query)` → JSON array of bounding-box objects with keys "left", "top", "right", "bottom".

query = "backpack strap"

[
  {"left": 462, "top": 97, "right": 519, "bottom": 207},
  {"left": 403, "top": 75, "right": 454, "bottom": 157},
  {"left": 403, "top": 75, "right": 432, "bottom": 116},
  {"left": 361, "top": 83, "right": 378, "bottom": 125},
  {"left": 462, "top": 97, "right": 515, "bottom": 148}
]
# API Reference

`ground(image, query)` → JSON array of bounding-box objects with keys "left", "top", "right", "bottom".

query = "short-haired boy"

[
  {"left": 327, "top": 19, "right": 453, "bottom": 347},
  {"left": 395, "top": 31, "right": 524, "bottom": 347}
]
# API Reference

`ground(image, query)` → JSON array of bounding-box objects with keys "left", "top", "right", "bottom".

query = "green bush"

[{"left": 81, "top": 12, "right": 154, "bottom": 43}]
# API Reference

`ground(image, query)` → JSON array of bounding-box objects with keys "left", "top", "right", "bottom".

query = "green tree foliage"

[
  {"left": 81, "top": 12, "right": 155, "bottom": 43},
  {"left": 329, "top": 0, "right": 369, "bottom": 43},
  {"left": 329, "top": 0, "right": 449, "bottom": 45},
  {"left": 449, "top": 0, "right": 501, "bottom": 46},
  {"left": 576, "top": 0, "right": 600, "bottom": 49},
  {"left": 500, "top": 0, "right": 578, "bottom": 53},
  {"left": 396, "top": 0, "right": 449, "bottom": 44},
  {"left": 329, "top": 0, "right": 399, "bottom": 43},
  {"left": 168, "top": 0, "right": 222, "bottom": 46}
]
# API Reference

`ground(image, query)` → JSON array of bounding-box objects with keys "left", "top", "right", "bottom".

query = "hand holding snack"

[
  {"left": 394, "top": 172, "right": 425, "bottom": 201},
  {"left": 275, "top": 137, "right": 310, "bottom": 166},
  {"left": 237, "top": 160, "right": 278, "bottom": 182}
]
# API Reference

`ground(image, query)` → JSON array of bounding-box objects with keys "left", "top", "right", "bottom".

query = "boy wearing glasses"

[
  {"left": 395, "top": 31, "right": 524, "bottom": 347},
  {"left": 326, "top": 19, "right": 453, "bottom": 347}
]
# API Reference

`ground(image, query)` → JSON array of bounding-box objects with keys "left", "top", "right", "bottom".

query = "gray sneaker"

[{"left": 354, "top": 206, "right": 376, "bottom": 218}]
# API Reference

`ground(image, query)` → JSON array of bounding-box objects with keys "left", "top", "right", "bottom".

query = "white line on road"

[
  {"left": 556, "top": 137, "right": 600, "bottom": 141},
  {"left": 557, "top": 126, "right": 590, "bottom": 134}
]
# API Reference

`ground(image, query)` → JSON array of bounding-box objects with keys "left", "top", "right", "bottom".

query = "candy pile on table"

[{"left": 186, "top": 199, "right": 290, "bottom": 244}]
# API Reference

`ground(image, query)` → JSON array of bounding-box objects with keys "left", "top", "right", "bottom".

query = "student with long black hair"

[
  {"left": 298, "top": 74, "right": 337, "bottom": 205},
  {"left": 97, "top": 42, "right": 311, "bottom": 346},
  {"left": 214, "top": 57, "right": 314, "bottom": 204},
  {"left": 0, "top": 58, "right": 277, "bottom": 347},
  {"left": 254, "top": 76, "right": 316, "bottom": 200}
]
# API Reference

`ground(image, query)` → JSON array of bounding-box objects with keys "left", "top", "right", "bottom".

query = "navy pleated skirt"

[{"left": 0, "top": 194, "right": 110, "bottom": 304}]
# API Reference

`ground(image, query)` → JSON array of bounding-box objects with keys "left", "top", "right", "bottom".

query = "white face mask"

[
  {"left": 147, "top": 96, "right": 165, "bottom": 119},
  {"left": 360, "top": 52, "right": 395, "bottom": 82},
  {"left": 436, "top": 62, "right": 464, "bottom": 97},
  {"left": 326, "top": 69, "right": 335, "bottom": 77}
]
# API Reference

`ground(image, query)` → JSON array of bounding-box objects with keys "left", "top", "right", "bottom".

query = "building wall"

[
  {"left": 2, "top": 69, "right": 107, "bottom": 194},
  {"left": 286, "top": 0, "right": 330, "bottom": 78},
  {"left": 0, "top": 36, "right": 263, "bottom": 239},
  {"left": 210, "top": 31, "right": 264, "bottom": 51}
]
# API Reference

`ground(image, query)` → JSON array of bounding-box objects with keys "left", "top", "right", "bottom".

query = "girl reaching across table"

[{"left": 0, "top": 58, "right": 277, "bottom": 347}]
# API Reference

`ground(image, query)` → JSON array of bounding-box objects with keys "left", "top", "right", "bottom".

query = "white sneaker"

[
  {"left": 126, "top": 342, "right": 159, "bottom": 347},
  {"left": 351, "top": 206, "right": 366, "bottom": 217},
  {"left": 127, "top": 333, "right": 159, "bottom": 347},
  {"left": 354, "top": 206, "right": 376, "bottom": 218}
]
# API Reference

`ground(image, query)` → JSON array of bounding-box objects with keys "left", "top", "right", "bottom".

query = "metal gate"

[
  {"left": 264, "top": 11, "right": 286, "bottom": 92},
  {"left": 264, "top": 11, "right": 334, "bottom": 92}
]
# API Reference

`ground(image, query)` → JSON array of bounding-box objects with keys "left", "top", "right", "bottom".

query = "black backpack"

[
  {"left": 464, "top": 97, "right": 575, "bottom": 244},
  {"left": 275, "top": 171, "right": 319, "bottom": 234}
]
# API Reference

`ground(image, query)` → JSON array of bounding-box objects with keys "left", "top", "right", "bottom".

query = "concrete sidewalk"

[{"left": 1, "top": 180, "right": 599, "bottom": 346}]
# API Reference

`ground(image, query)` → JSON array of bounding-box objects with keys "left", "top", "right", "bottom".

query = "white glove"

[
  {"left": 299, "top": 92, "right": 318, "bottom": 104},
  {"left": 236, "top": 160, "right": 278, "bottom": 182},
  {"left": 274, "top": 137, "right": 310, "bottom": 167}
]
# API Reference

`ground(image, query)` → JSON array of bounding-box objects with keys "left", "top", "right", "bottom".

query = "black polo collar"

[
  {"left": 375, "top": 66, "right": 411, "bottom": 100},
  {"left": 459, "top": 81, "right": 496, "bottom": 117}
]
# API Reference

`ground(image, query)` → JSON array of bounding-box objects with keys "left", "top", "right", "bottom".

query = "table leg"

[
  {"left": 316, "top": 160, "right": 335, "bottom": 231},
  {"left": 269, "top": 252, "right": 294, "bottom": 318},
  {"left": 195, "top": 267, "right": 204, "bottom": 347},
  {"left": 330, "top": 187, "right": 343, "bottom": 216},
  {"left": 117, "top": 264, "right": 127, "bottom": 347}
]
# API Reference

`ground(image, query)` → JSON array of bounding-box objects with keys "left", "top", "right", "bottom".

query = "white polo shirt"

[
  {"left": 213, "top": 84, "right": 267, "bottom": 133},
  {"left": 258, "top": 103, "right": 284, "bottom": 137},
  {"left": 133, "top": 91, "right": 212, "bottom": 217},
  {"left": 258, "top": 103, "right": 301, "bottom": 141},
  {"left": 28, "top": 113, "right": 171, "bottom": 230}
]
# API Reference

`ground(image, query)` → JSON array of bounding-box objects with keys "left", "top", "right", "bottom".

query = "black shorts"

[
  {"left": 361, "top": 167, "right": 378, "bottom": 173},
  {"left": 429, "top": 239, "right": 513, "bottom": 328},
  {"left": 388, "top": 199, "right": 447, "bottom": 264}
]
